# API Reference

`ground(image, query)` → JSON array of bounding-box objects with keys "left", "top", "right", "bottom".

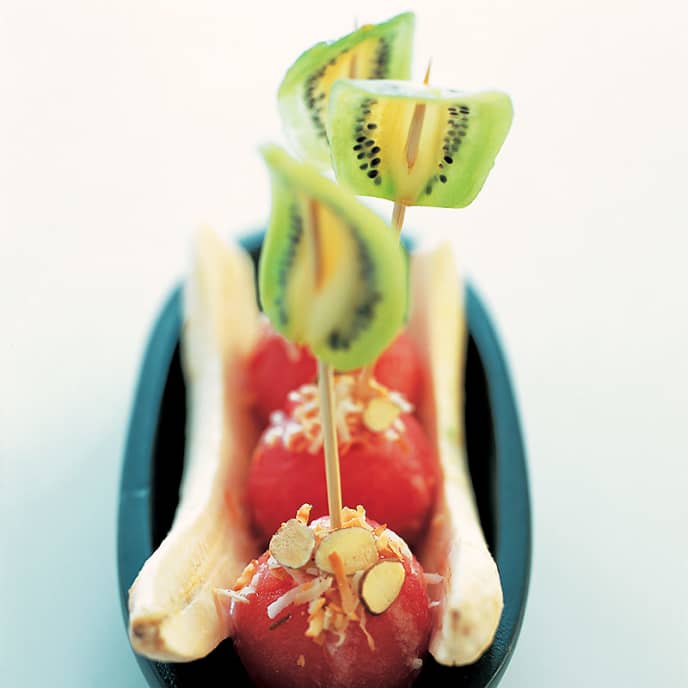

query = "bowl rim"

[{"left": 117, "top": 230, "right": 531, "bottom": 687}]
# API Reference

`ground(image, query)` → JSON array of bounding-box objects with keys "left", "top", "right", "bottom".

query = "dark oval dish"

[{"left": 117, "top": 231, "right": 531, "bottom": 688}]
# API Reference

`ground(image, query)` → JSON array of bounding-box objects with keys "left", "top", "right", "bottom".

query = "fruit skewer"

[
  {"left": 230, "top": 143, "right": 433, "bottom": 688},
  {"left": 277, "top": 13, "right": 514, "bottom": 665},
  {"left": 253, "top": 14, "right": 514, "bottom": 665}
]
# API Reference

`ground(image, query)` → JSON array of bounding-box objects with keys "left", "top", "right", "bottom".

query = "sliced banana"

[
  {"left": 409, "top": 243, "right": 503, "bottom": 666},
  {"left": 127, "top": 226, "right": 262, "bottom": 662}
]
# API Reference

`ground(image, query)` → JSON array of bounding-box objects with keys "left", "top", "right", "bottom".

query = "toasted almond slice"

[
  {"left": 360, "top": 560, "right": 406, "bottom": 614},
  {"left": 314, "top": 527, "right": 378, "bottom": 575},
  {"left": 269, "top": 519, "right": 316, "bottom": 569},
  {"left": 363, "top": 397, "right": 401, "bottom": 432}
]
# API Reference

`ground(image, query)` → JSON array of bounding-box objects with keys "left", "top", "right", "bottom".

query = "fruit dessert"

[
  {"left": 230, "top": 505, "right": 432, "bottom": 688},
  {"left": 127, "top": 10, "right": 512, "bottom": 681}
]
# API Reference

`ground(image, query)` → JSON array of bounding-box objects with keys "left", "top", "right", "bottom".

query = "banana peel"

[
  {"left": 127, "top": 226, "right": 262, "bottom": 661},
  {"left": 409, "top": 242, "right": 503, "bottom": 665}
]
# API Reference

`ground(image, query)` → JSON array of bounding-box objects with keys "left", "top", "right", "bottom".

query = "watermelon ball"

[
  {"left": 371, "top": 330, "right": 423, "bottom": 406},
  {"left": 247, "top": 322, "right": 317, "bottom": 423},
  {"left": 247, "top": 378, "right": 437, "bottom": 546},
  {"left": 247, "top": 324, "right": 423, "bottom": 423},
  {"left": 230, "top": 510, "right": 431, "bottom": 688}
]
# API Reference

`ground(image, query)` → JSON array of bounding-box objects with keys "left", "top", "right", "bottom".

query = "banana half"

[
  {"left": 127, "top": 226, "right": 262, "bottom": 662},
  {"left": 409, "top": 243, "right": 503, "bottom": 665}
]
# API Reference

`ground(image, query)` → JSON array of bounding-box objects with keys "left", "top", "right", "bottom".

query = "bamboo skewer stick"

[
  {"left": 391, "top": 201, "right": 407, "bottom": 236},
  {"left": 318, "top": 359, "right": 343, "bottom": 529}
]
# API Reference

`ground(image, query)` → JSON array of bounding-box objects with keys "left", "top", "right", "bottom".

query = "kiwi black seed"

[
  {"left": 349, "top": 99, "right": 386, "bottom": 185},
  {"left": 274, "top": 204, "right": 304, "bottom": 326},
  {"left": 371, "top": 38, "right": 391, "bottom": 79},
  {"left": 272, "top": 197, "right": 384, "bottom": 354},
  {"left": 303, "top": 66, "right": 329, "bottom": 140},
  {"left": 341, "top": 94, "right": 478, "bottom": 199},
  {"left": 300, "top": 35, "right": 397, "bottom": 144},
  {"left": 423, "top": 104, "right": 470, "bottom": 191}
]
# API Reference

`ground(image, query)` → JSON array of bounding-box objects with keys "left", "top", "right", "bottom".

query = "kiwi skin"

[
  {"left": 327, "top": 79, "right": 513, "bottom": 208},
  {"left": 278, "top": 12, "right": 415, "bottom": 167},
  {"left": 259, "top": 145, "right": 407, "bottom": 372}
]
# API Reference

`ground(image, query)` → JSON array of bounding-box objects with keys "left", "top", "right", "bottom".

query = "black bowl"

[{"left": 117, "top": 231, "right": 531, "bottom": 687}]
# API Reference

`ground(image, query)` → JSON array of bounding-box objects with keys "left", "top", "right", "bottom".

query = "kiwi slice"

[
  {"left": 327, "top": 79, "right": 513, "bottom": 208},
  {"left": 259, "top": 144, "right": 407, "bottom": 371},
  {"left": 278, "top": 12, "right": 414, "bottom": 167}
]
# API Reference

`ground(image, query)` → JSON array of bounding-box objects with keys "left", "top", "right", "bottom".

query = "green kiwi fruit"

[
  {"left": 278, "top": 13, "right": 414, "bottom": 167},
  {"left": 327, "top": 79, "right": 513, "bottom": 208},
  {"left": 259, "top": 144, "right": 407, "bottom": 371}
]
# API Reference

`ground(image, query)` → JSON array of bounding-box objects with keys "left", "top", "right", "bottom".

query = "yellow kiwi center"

[
  {"left": 361, "top": 97, "right": 446, "bottom": 203},
  {"left": 306, "top": 36, "right": 387, "bottom": 133}
]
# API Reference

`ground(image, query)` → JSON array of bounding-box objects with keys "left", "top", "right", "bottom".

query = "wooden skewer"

[
  {"left": 405, "top": 59, "right": 432, "bottom": 169},
  {"left": 349, "top": 53, "right": 358, "bottom": 79},
  {"left": 318, "top": 359, "right": 343, "bottom": 529},
  {"left": 423, "top": 58, "right": 433, "bottom": 85},
  {"left": 391, "top": 201, "right": 406, "bottom": 236}
]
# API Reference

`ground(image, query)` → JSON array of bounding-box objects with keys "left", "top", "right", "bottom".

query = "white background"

[{"left": 2, "top": 1, "right": 687, "bottom": 685}]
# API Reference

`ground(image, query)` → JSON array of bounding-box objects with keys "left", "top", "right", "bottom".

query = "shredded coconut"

[
  {"left": 423, "top": 572, "right": 444, "bottom": 585},
  {"left": 267, "top": 576, "right": 333, "bottom": 619},
  {"left": 269, "top": 375, "right": 411, "bottom": 454},
  {"left": 223, "top": 589, "right": 250, "bottom": 604}
]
